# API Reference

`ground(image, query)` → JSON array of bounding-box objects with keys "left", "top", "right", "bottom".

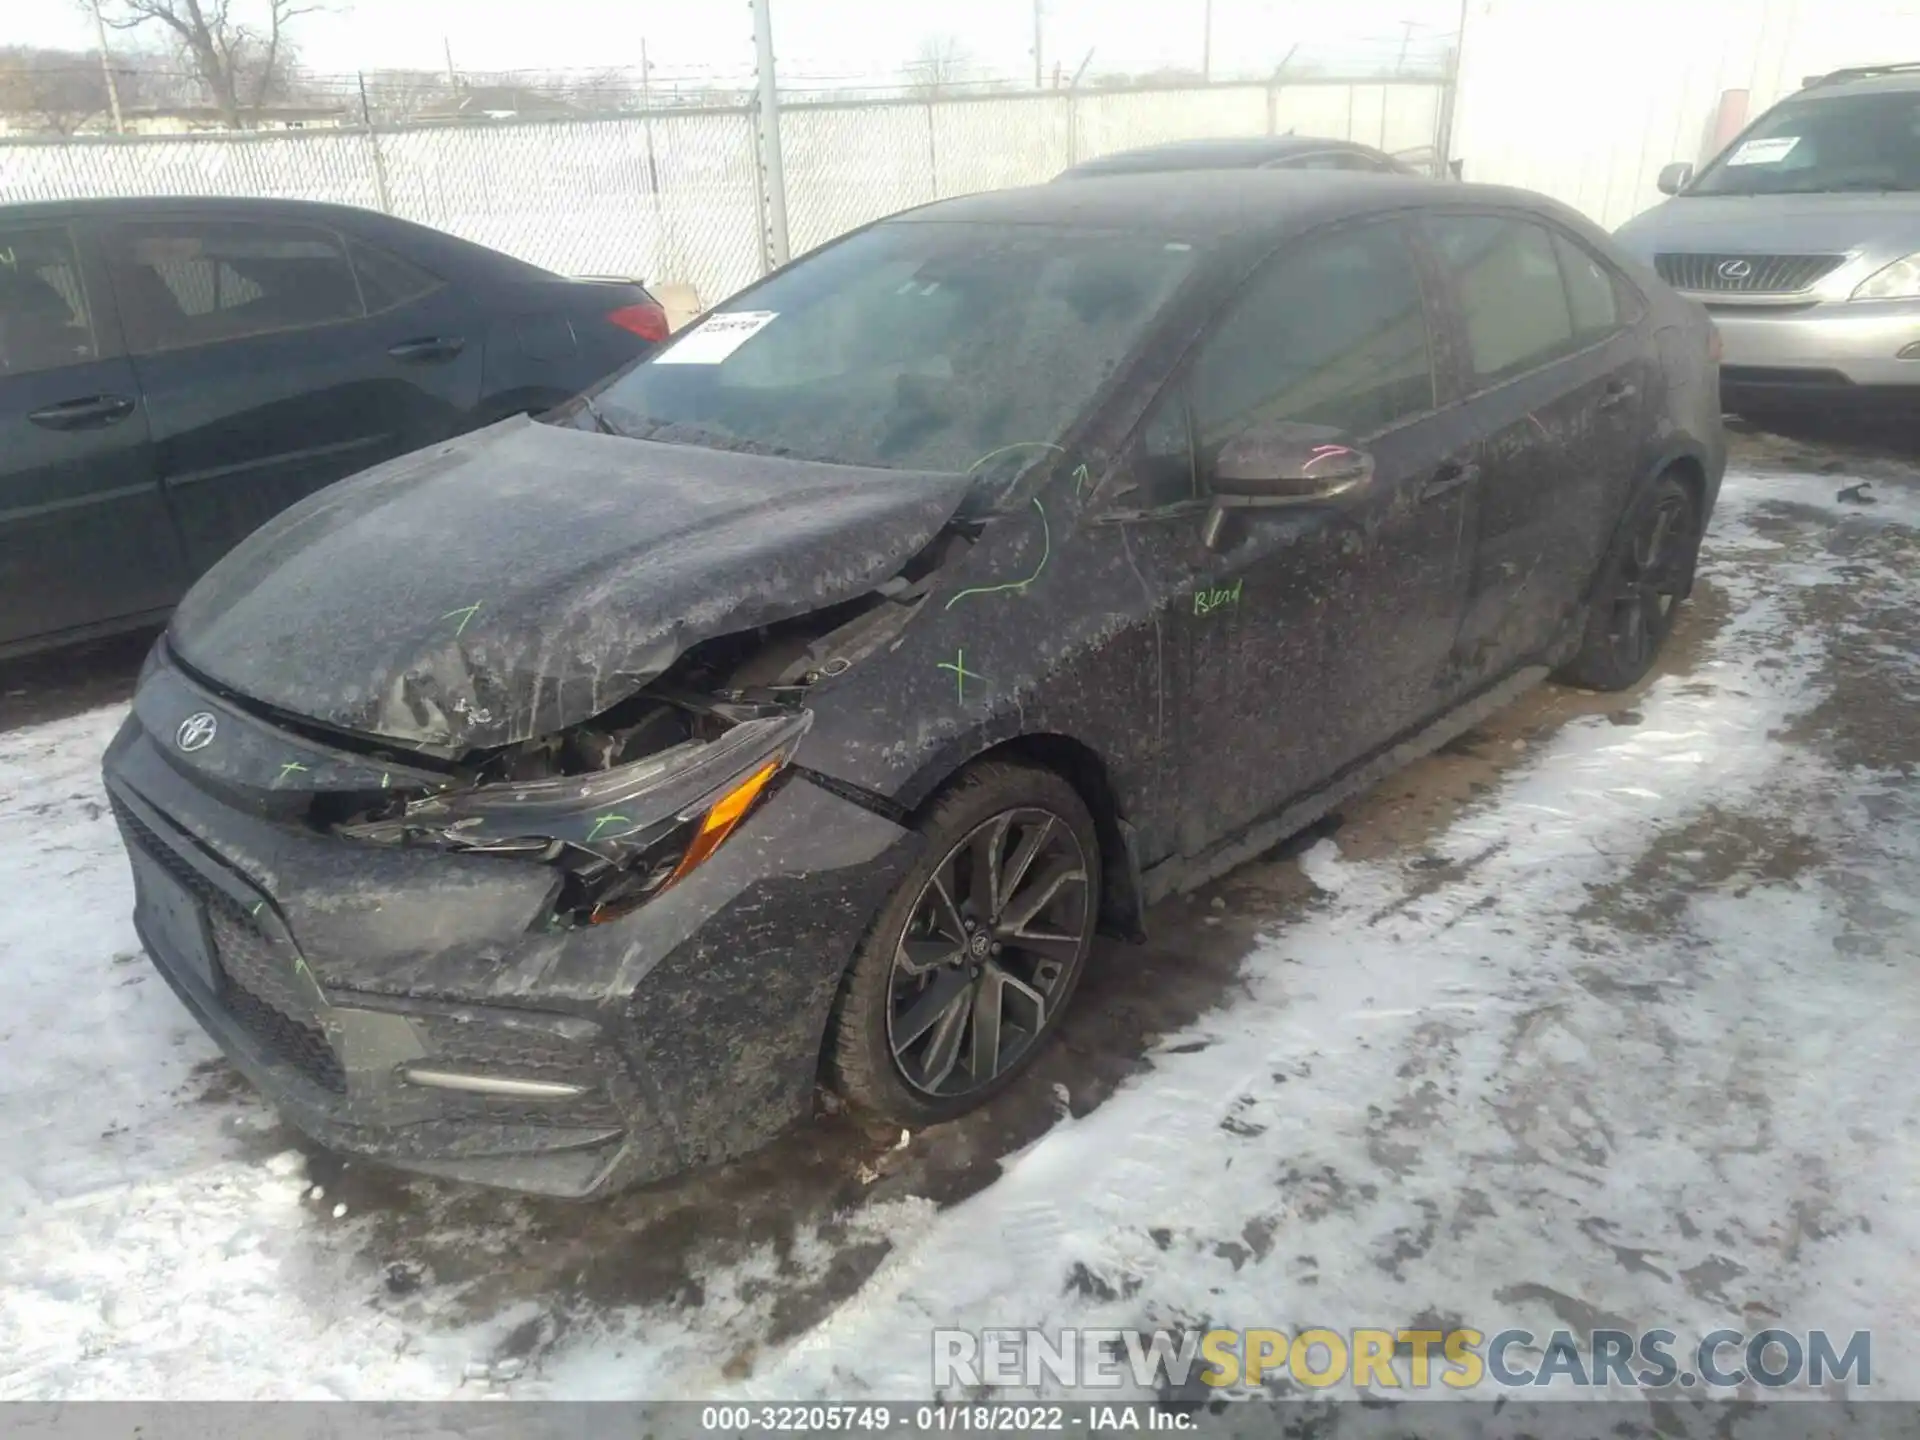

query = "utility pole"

[
  {"left": 1202, "top": 0, "right": 1213, "bottom": 82},
  {"left": 443, "top": 37, "right": 458, "bottom": 89},
  {"left": 750, "top": 0, "right": 790, "bottom": 269},
  {"left": 89, "top": 0, "right": 125, "bottom": 135},
  {"left": 1394, "top": 19, "right": 1418, "bottom": 74},
  {"left": 1032, "top": 0, "right": 1044, "bottom": 89}
]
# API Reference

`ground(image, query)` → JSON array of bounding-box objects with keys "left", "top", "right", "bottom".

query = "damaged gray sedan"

[{"left": 105, "top": 173, "right": 1724, "bottom": 1196}]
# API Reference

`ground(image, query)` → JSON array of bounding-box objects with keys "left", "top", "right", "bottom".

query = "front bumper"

[
  {"left": 1700, "top": 295, "right": 1920, "bottom": 395},
  {"left": 104, "top": 707, "right": 918, "bottom": 1197}
]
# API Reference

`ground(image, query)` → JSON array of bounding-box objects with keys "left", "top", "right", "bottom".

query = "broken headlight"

[{"left": 337, "top": 709, "right": 812, "bottom": 926}]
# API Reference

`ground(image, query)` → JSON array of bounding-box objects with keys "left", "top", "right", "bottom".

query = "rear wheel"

[
  {"left": 1558, "top": 472, "right": 1701, "bottom": 691},
  {"left": 826, "top": 761, "right": 1100, "bottom": 1127}
]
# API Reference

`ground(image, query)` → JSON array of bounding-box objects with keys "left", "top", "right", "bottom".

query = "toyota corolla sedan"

[{"left": 105, "top": 173, "right": 1724, "bottom": 1197}]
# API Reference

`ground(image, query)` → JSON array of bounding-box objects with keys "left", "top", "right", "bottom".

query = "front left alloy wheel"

[{"left": 826, "top": 760, "right": 1100, "bottom": 1127}]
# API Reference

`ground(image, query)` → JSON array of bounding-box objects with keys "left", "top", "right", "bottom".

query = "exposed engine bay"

[{"left": 322, "top": 531, "right": 963, "bottom": 926}]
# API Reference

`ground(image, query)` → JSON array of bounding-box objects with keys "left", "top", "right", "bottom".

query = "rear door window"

[
  {"left": 108, "top": 220, "right": 365, "bottom": 353},
  {"left": 1553, "top": 231, "right": 1626, "bottom": 344},
  {"left": 0, "top": 226, "right": 97, "bottom": 375},
  {"left": 349, "top": 239, "right": 441, "bottom": 313},
  {"left": 1426, "top": 214, "right": 1577, "bottom": 385}
]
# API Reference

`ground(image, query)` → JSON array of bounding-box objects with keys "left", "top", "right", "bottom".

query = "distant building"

[
  {"left": 412, "top": 86, "right": 580, "bottom": 123},
  {"left": 0, "top": 104, "right": 352, "bottom": 137}
]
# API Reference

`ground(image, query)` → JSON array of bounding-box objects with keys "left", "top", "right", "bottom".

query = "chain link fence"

[{"left": 2, "top": 77, "right": 1452, "bottom": 308}]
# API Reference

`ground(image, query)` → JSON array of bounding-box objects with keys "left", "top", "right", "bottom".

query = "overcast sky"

[{"left": 13, "top": 0, "right": 1462, "bottom": 87}]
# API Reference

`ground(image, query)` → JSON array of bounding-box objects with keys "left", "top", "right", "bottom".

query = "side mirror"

[
  {"left": 1201, "top": 421, "right": 1374, "bottom": 548},
  {"left": 1657, "top": 161, "right": 1694, "bottom": 196}
]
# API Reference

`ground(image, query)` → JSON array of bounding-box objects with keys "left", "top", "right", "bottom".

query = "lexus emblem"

[
  {"left": 176, "top": 712, "right": 218, "bottom": 753},
  {"left": 1717, "top": 258, "right": 1754, "bottom": 280}
]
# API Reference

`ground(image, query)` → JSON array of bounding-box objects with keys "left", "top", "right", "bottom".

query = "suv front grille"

[{"left": 1654, "top": 252, "right": 1846, "bottom": 294}]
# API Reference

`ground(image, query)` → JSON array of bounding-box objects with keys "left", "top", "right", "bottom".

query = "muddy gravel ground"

[{"left": 1, "top": 419, "right": 1915, "bottom": 1403}]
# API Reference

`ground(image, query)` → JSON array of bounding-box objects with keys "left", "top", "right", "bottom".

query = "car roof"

[
  {"left": 1799, "top": 65, "right": 1920, "bottom": 96},
  {"left": 1061, "top": 135, "right": 1389, "bottom": 175},
  {"left": 3, "top": 194, "right": 394, "bottom": 225},
  {"left": 886, "top": 169, "right": 1555, "bottom": 243},
  {"left": 0, "top": 193, "right": 555, "bottom": 279}
]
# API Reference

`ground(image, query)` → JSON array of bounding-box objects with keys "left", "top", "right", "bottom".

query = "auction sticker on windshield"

[
  {"left": 656, "top": 309, "right": 779, "bottom": 364},
  {"left": 1728, "top": 136, "right": 1800, "bottom": 166}
]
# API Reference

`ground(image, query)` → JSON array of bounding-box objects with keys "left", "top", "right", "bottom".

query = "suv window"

[
  {"left": 1427, "top": 214, "right": 1577, "bottom": 384},
  {"left": 109, "top": 220, "right": 364, "bottom": 352},
  {"left": 0, "top": 227, "right": 96, "bottom": 376},
  {"left": 349, "top": 238, "right": 440, "bottom": 312},
  {"left": 1553, "top": 231, "right": 1623, "bottom": 343},
  {"left": 1188, "top": 220, "right": 1435, "bottom": 448}
]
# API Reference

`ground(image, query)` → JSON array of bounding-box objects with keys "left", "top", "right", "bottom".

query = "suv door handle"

[
  {"left": 1420, "top": 458, "right": 1480, "bottom": 501},
  {"left": 27, "top": 393, "right": 136, "bottom": 430},
  {"left": 388, "top": 336, "right": 466, "bottom": 362},
  {"left": 1598, "top": 380, "right": 1638, "bottom": 411}
]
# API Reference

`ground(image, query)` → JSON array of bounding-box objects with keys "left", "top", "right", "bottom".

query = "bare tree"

[
  {"left": 97, "top": 0, "right": 321, "bottom": 128},
  {"left": 905, "top": 34, "right": 974, "bottom": 100},
  {"left": 0, "top": 46, "right": 109, "bottom": 133}
]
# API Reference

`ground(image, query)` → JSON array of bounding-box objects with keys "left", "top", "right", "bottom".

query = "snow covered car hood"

[{"left": 167, "top": 415, "right": 975, "bottom": 755}]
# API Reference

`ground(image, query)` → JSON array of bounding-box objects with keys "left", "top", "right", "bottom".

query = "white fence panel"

[
  {"left": 931, "top": 95, "right": 1073, "bottom": 196},
  {"left": 781, "top": 104, "right": 935, "bottom": 258},
  {"left": 2, "top": 77, "right": 1451, "bottom": 307},
  {"left": 377, "top": 113, "right": 762, "bottom": 305},
  {"left": 0, "top": 130, "right": 382, "bottom": 209},
  {"left": 1071, "top": 85, "right": 1270, "bottom": 162}
]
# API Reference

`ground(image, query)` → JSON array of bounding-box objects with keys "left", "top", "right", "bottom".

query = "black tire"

[
  {"left": 826, "top": 760, "right": 1101, "bottom": 1128},
  {"left": 1557, "top": 472, "right": 1702, "bottom": 692}
]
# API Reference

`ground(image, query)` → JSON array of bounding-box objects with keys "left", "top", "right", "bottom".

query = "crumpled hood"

[
  {"left": 169, "top": 416, "right": 975, "bottom": 754},
  {"left": 1614, "top": 192, "right": 1920, "bottom": 257}
]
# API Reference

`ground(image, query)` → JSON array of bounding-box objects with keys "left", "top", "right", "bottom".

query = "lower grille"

[
  {"left": 112, "top": 796, "right": 252, "bottom": 926},
  {"left": 1655, "top": 252, "right": 1845, "bottom": 294},
  {"left": 208, "top": 909, "right": 348, "bottom": 1094},
  {"left": 113, "top": 794, "right": 347, "bottom": 1095},
  {"left": 220, "top": 976, "right": 347, "bottom": 1093}
]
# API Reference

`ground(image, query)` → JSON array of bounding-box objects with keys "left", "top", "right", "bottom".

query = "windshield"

[
  {"left": 1690, "top": 89, "right": 1920, "bottom": 195},
  {"left": 598, "top": 221, "right": 1198, "bottom": 474}
]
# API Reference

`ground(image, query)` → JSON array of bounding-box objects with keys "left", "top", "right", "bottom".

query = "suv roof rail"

[{"left": 1804, "top": 62, "right": 1920, "bottom": 88}]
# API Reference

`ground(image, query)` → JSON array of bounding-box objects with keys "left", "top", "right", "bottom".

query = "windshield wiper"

[{"left": 577, "top": 393, "right": 626, "bottom": 437}]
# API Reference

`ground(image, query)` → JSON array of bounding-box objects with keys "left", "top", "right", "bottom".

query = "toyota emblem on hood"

[{"left": 176, "top": 712, "right": 218, "bottom": 752}]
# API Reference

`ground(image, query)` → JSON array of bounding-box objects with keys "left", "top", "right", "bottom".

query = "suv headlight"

[{"left": 1852, "top": 253, "right": 1920, "bottom": 300}]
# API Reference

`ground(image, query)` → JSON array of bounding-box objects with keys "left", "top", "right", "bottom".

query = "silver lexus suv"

[{"left": 1613, "top": 64, "right": 1920, "bottom": 412}]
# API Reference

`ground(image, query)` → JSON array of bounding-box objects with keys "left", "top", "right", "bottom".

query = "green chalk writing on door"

[{"left": 1193, "top": 579, "right": 1243, "bottom": 616}]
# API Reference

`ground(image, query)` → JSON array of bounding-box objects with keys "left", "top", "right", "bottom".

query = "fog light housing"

[{"left": 400, "top": 1066, "right": 586, "bottom": 1098}]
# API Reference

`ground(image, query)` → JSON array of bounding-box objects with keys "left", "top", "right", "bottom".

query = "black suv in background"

[{"left": 1, "top": 196, "right": 667, "bottom": 659}]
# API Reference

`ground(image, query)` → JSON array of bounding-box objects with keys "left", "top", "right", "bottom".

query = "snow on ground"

[{"left": 0, "top": 465, "right": 1915, "bottom": 1401}]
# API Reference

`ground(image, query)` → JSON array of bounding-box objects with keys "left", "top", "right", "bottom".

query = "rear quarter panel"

[{"left": 477, "top": 279, "right": 655, "bottom": 416}]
